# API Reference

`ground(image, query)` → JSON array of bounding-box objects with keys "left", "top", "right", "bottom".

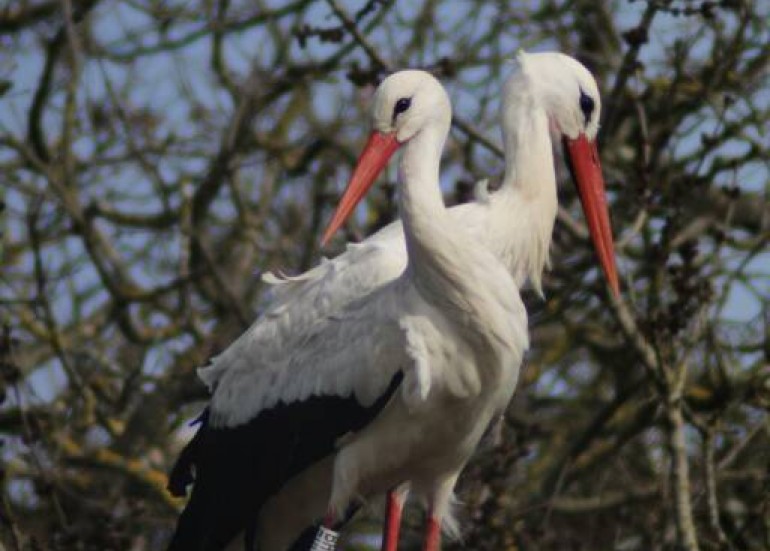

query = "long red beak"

[
  {"left": 563, "top": 135, "right": 620, "bottom": 297},
  {"left": 321, "top": 131, "right": 401, "bottom": 246}
]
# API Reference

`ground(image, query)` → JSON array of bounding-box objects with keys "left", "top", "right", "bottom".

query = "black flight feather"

[{"left": 167, "top": 372, "right": 403, "bottom": 551}]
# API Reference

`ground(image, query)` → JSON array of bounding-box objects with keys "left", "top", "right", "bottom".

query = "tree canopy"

[{"left": 0, "top": 0, "right": 768, "bottom": 549}]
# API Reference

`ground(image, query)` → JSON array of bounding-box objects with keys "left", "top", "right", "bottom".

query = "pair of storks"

[{"left": 167, "top": 51, "right": 619, "bottom": 551}]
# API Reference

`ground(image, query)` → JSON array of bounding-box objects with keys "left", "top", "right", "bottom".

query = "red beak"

[
  {"left": 321, "top": 131, "right": 401, "bottom": 246},
  {"left": 563, "top": 135, "right": 620, "bottom": 297}
]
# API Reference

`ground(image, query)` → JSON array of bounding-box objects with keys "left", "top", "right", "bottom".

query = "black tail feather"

[
  {"left": 168, "top": 410, "right": 208, "bottom": 498},
  {"left": 167, "top": 373, "right": 402, "bottom": 551}
]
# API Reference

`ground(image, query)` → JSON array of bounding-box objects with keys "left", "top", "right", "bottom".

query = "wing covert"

[{"left": 204, "top": 279, "right": 412, "bottom": 427}]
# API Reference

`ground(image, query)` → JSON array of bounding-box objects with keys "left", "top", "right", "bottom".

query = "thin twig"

[
  {"left": 704, "top": 426, "right": 733, "bottom": 549},
  {"left": 667, "top": 401, "right": 700, "bottom": 551}
]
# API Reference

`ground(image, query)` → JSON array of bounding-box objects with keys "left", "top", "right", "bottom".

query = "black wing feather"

[{"left": 167, "top": 372, "right": 403, "bottom": 551}]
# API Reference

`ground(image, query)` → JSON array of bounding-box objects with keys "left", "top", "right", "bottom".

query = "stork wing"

[
  {"left": 263, "top": 197, "right": 486, "bottom": 318},
  {"left": 202, "top": 275, "right": 417, "bottom": 428},
  {"left": 197, "top": 198, "right": 490, "bottom": 427},
  {"left": 263, "top": 222, "right": 407, "bottom": 311},
  {"left": 168, "top": 268, "right": 417, "bottom": 549}
]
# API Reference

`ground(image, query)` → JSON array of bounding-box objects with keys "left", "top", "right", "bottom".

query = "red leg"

[
  {"left": 382, "top": 489, "right": 406, "bottom": 551},
  {"left": 421, "top": 515, "right": 441, "bottom": 551},
  {"left": 323, "top": 507, "right": 337, "bottom": 528}
]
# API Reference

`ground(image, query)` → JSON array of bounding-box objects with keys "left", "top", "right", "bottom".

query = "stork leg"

[
  {"left": 421, "top": 473, "right": 457, "bottom": 551},
  {"left": 323, "top": 507, "right": 338, "bottom": 528},
  {"left": 382, "top": 484, "right": 410, "bottom": 551},
  {"left": 421, "top": 514, "right": 441, "bottom": 551}
]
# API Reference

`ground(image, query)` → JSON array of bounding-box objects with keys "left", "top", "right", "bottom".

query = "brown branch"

[
  {"left": 601, "top": 1, "right": 659, "bottom": 143},
  {"left": 190, "top": 58, "right": 344, "bottom": 233},
  {"left": 192, "top": 234, "right": 252, "bottom": 328},
  {"left": 325, "top": 0, "right": 388, "bottom": 71},
  {"left": 704, "top": 427, "right": 733, "bottom": 549},
  {"left": 56, "top": 435, "right": 180, "bottom": 513},
  {"left": 85, "top": 199, "right": 178, "bottom": 229},
  {"left": 26, "top": 0, "right": 99, "bottom": 162},
  {"left": 0, "top": 1, "right": 58, "bottom": 33},
  {"left": 667, "top": 403, "right": 700, "bottom": 551},
  {"left": 91, "top": 0, "right": 311, "bottom": 61},
  {"left": 27, "top": 200, "right": 82, "bottom": 389},
  {"left": 549, "top": 483, "right": 659, "bottom": 514},
  {"left": 541, "top": 378, "right": 647, "bottom": 496}
]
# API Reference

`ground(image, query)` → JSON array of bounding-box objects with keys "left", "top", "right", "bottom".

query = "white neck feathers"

[
  {"left": 396, "top": 122, "right": 513, "bottom": 348},
  {"left": 492, "top": 70, "right": 559, "bottom": 295}
]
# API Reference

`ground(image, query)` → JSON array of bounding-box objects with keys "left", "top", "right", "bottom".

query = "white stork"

[{"left": 167, "top": 52, "right": 618, "bottom": 551}]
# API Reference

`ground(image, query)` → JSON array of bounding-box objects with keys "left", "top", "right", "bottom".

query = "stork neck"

[
  {"left": 397, "top": 126, "right": 450, "bottom": 258},
  {"left": 396, "top": 124, "right": 484, "bottom": 311},
  {"left": 492, "top": 83, "right": 559, "bottom": 294},
  {"left": 396, "top": 122, "right": 523, "bottom": 372},
  {"left": 499, "top": 89, "right": 557, "bottom": 200}
]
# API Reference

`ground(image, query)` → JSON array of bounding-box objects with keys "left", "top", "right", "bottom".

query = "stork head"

[
  {"left": 370, "top": 70, "right": 452, "bottom": 143},
  {"left": 322, "top": 71, "right": 451, "bottom": 245},
  {"left": 506, "top": 51, "right": 619, "bottom": 297},
  {"left": 512, "top": 51, "right": 602, "bottom": 141}
]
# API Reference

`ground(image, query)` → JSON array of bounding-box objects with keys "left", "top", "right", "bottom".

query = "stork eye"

[
  {"left": 393, "top": 97, "right": 412, "bottom": 120},
  {"left": 579, "top": 90, "right": 595, "bottom": 126}
]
